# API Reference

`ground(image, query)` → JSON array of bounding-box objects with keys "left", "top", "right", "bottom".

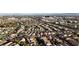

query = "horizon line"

[{"left": 0, "top": 13, "right": 79, "bottom": 16}]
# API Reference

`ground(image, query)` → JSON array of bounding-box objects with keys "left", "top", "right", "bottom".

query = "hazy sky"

[{"left": 0, "top": 0, "right": 79, "bottom": 13}]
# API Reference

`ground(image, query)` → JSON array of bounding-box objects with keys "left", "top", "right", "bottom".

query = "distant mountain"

[{"left": 0, "top": 13, "right": 79, "bottom": 16}]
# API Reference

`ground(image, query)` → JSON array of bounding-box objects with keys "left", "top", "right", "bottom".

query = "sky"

[{"left": 0, "top": 0, "right": 79, "bottom": 13}]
